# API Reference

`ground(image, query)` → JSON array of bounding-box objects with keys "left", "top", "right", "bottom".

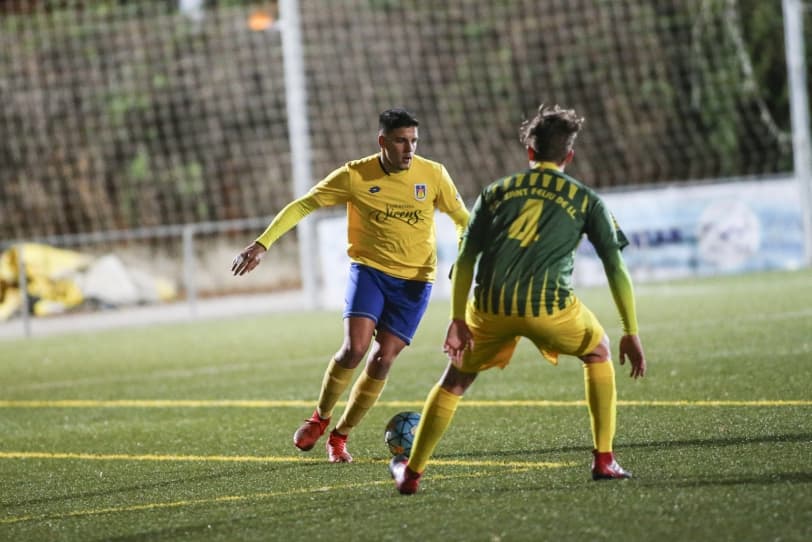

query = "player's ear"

[
  {"left": 527, "top": 147, "right": 535, "bottom": 162},
  {"left": 378, "top": 133, "right": 386, "bottom": 149},
  {"left": 562, "top": 149, "right": 575, "bottom": 166}
]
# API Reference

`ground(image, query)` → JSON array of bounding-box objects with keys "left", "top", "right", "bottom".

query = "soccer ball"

[{"left": 384, "top": 411, "right": 421, "bottom": 456}]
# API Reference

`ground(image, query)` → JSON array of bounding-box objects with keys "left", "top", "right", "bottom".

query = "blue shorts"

[{"left": 343, "top": 263, "right": 433, "bottom": 345}]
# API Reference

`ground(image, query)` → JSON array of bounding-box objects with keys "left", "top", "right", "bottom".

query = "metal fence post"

[{"left": 182, "top": 225, "right": 197, "bottom": 318}]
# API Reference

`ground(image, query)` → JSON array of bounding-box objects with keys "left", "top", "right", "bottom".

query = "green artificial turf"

[{"left": 1, "top": 269, "right": 810, "bottom": 541}]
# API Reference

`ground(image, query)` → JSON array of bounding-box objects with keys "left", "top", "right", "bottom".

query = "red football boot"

[
  {"left": 591, "top": 450, "right": 632, "bottom": 480},
  {"left": 293, "top": 409, "right": 330, "bottom": 451},
  {"left": 389, "top": 455, "right": 422, "bottom": 494},
  {"left": 326, "top": 429, "right": 353, "bottom": 463}
]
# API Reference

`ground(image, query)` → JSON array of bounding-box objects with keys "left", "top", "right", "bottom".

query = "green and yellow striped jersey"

[{"left": 457, "top": 162, "right": 629, "bottom": 318}]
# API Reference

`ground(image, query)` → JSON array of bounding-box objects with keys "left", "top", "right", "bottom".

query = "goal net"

[{"left": 0, "top": 0, "right": 806, "bottom": 298}]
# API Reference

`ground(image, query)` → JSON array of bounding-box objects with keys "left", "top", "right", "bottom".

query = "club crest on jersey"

[{"left": 414, "top": 184, "right": 427, "bottom": 201}]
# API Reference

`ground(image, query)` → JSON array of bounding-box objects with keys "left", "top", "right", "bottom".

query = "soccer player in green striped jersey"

[{"left": 391, "top": 104, "right": 647, "bottom": 494}]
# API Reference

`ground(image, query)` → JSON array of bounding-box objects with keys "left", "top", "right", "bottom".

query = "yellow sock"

[
  {"left": 584, "top": 361, "right": 617, "bottom": 453},
  {"left": 334, "top": 370, "right": 386, "bottom": 434},
  {"left": 316, "top": 359, "right": 355, "bottom": 419},
  {"left": 408, "top": 384, "right": 461, "bottom": 474}
]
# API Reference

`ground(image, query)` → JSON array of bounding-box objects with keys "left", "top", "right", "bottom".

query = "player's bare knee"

[
  {"left": 366, "top": 353, "right": 396, "bottom": 379},
  {"left": 335, "top": 342, "right": 369, "bottom": 367},
  {"left": 580, "top": 335, "right": 611, "bottom": 363}
]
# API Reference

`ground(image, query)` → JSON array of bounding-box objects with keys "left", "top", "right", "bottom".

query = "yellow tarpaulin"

[
  {"left": 0, "top": 244, "right": 88, "bottom": 319},
  {"left": 0, "top": 243, "right": 176, "bottom": 320}
]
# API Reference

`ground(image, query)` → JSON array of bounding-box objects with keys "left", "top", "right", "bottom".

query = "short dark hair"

[
  {"left": 379, "top": 108, "right": 419, "bottom": 134},
  {"left": 519, "top": 104, "right": 584, "bottom": 163}
]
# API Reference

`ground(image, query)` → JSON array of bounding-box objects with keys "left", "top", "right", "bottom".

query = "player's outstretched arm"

[
  {"left": 231, "top": 242, "right": 267, "bottom": 276},
  {"left": 598, "top": 249, "right": 646, "bottom": 378},
  {"left": 231, "top": 194, "right": 322, "bottom": 277},
  {"left": 619, "top": 334, "right": 646, "bottom": 379}
]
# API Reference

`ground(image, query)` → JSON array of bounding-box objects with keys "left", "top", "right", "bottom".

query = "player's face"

[{"left": 379, "top": 126, "right": 418, "bottom": 172}]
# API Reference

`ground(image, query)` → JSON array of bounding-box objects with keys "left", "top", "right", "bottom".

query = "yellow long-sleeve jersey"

[{"left": 256, "top": 153, "right": 469, "bottom": 282}]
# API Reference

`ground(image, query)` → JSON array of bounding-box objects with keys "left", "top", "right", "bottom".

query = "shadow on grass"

[
  {"left": 636, "top": 471, "right": 812, "bottom": 488},
  {"left": 433, "top": 431, "right": 812, "bottom": 460},
  {"left": 432, "top": 432, "right": 812, "bottom": 488},
  {"left": 94, "top": 496, "right": 374, "bottom": 542},
  {"left": 9, "top": 433, "right": 809, "bottom": 513},
  {"left": 6, "top": 462, "right": 305, "bottom": 508},
  {"left": 95, "top": 490, "right": 386, "bottom": 542},
  {"left": 96, "top": 506, "right": 313, "bottom": 542}
]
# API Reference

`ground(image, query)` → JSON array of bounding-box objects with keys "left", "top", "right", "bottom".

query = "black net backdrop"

[{"left": 0, "top": 0, "right": 803, "bottom": 242}]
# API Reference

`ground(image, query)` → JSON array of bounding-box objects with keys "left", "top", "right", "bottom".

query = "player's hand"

[
  {"left": 443, "top": 319, "right": 473, "bottom": 368},
  {"left": 619, "top": 334, "right": 646, "bottom": 379},
  {"left": 231, "top": 242, "right": 267, "bottom": 276}
]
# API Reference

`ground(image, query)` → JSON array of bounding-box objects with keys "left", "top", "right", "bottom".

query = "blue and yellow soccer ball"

[{"left": 384, "top": 411, "right": 421, "bottom": 456}]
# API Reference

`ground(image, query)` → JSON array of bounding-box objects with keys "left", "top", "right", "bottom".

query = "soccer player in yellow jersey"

[
  {"left": 232, "top": 108, "right": 469, "bottom": 463},
  {"left": 390, "top": 104, "right": 647, "bottom": 494}
]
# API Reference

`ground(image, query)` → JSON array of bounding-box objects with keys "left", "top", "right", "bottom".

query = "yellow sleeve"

[
  {"left": 433, "top": 163, "right": 468, "bottom": 243},
  {"left": 255, "top": 195, "right": 321, "bottom": 249},
  {"left": 255, "top": 167, "right": 351, "bottom": 249},
  {"left": 307, "top": 166, "right": 353, "bottom": 207},
  {"left": 601, "top": 249, "right": 639, "bottom": 334},
  {"left": 447, "top": 205, "right": 470, "bottom": 244},
  {"left": 436, "top": 165, "right": 466, "bottom": 216},
  {"left": 449, "top": 243, "right": 476, "bottom": 321}
]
